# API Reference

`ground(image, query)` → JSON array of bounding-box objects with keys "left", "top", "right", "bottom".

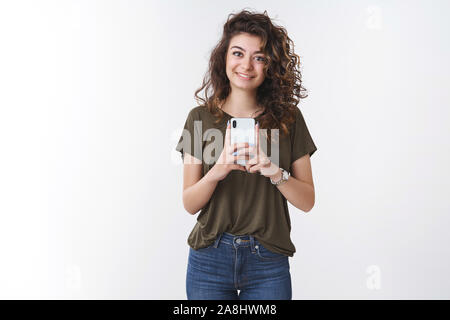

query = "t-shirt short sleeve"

[
  {"left": 290, "top": 108, "right": 317, "bottom": 164},
  {"left": 175, "top": 108, "right": 203, "bottom": 162}
]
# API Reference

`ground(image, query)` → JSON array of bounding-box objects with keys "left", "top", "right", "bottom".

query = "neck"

[{"left": 220, "top": 90, "right": 262, "bottom": 117}]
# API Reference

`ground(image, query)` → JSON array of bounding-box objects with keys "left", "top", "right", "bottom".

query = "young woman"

[{"left": 175, "top": 9, "right": 317, "bottom": 300}]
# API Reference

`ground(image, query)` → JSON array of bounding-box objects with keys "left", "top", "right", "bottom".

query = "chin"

[{"left": 233, "top": 83, "right": 258, "bottom": 90}]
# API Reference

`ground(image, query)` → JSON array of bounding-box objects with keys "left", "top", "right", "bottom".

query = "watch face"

[{"left": 282, "top": 170, "right": 289, "bottom": 180}]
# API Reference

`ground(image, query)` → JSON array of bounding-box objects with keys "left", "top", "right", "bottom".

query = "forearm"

[
  {"left": 182, "top": 170, "right": 219, "bottom": 215},
  {"left": 273, "top": 171, "right": 315, "bottom": 212}
]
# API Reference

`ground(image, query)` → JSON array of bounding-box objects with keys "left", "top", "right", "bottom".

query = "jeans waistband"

[{"left": 212, "top": 232, "right": 257, "bottom": 253}]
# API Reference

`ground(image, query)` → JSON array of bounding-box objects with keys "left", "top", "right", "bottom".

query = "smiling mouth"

[{"left": 236, "top": 72, "right": 254, "bottom": 80}]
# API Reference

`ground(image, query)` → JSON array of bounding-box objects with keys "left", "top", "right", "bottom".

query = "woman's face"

[{"left": 225, "top": 33, "right": 266, "bottom": 91}]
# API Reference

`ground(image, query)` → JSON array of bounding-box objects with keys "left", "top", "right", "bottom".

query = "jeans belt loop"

[
  {"left": 213, "top": 233, "right": 223, "bottom": 248},
  {"left": 250, "top": 235, "right": 256, "bottom": 253}
]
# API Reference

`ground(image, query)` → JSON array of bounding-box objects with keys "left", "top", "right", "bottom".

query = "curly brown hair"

[{"left": 194, "top": 9, "right": 308, "bottom": 140}]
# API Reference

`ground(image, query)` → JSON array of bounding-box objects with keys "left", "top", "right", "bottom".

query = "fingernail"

[{"left": 227, "top": 120, "right": 230, "bottom": 126}]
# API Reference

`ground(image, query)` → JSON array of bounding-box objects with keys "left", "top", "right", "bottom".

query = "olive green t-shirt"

[{"left": 175, "top": 105, "right": 317, "bottom": 257}]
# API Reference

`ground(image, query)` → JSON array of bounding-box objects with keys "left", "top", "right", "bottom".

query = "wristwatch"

[{"left": 270, "top": 168, "right": 290, "bottom": 186}]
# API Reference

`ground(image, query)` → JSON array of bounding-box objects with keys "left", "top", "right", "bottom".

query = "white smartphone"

[{"left": 230, "top": 117, "right": 255, "bottom": 166}]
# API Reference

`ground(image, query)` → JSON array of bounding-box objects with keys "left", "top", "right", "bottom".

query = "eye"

[{"left": 232, "top": 51, "right": 266, "bottom": 62}]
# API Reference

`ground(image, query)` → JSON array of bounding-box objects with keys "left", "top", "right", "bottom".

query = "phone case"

[{"left": 230, "top": 117, "right": 255, "bottom": 166}]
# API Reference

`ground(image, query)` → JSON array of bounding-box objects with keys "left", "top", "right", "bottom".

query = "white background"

[{"left": 0, "top": 0, "right": 449, "bottom": 299}]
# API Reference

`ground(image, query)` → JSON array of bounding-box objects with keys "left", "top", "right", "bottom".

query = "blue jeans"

[{"left": 186, "top": 232, "right": 292, "bottom": 300}]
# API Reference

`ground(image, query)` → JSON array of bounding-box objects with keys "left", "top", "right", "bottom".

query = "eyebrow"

[{"left": 230, "top": 46, "right": 264, "bottom": 54}]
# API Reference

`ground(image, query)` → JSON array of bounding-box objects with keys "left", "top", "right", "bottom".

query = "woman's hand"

[
  {"left": 207, "top": 121, "right": 251, "bottom": 182},
  {"left": 245, "top": 122, "right": 281, "bottom": 180}
]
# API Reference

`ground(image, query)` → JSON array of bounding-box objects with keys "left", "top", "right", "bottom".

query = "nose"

[{"left": 241, "top": 56, "right": 253, "bottom": 71}]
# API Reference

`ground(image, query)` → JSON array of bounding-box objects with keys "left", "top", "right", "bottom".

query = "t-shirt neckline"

[{"left": 219, "top": 108, "right": 263, "bottom": 119}]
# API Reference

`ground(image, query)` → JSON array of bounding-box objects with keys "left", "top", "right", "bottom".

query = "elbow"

[
  {"left": 307, "top": 188, "right": 315, "bottom": 212},
  {"left": 292, "top": 194, "right": 315, "bottom": 213},
  {"left": 185, "top": 206, "right": 197, "bottom": 215},
  {"left": 183, "top": 202, "right": 196, "bottom": 215},
  {"left": 304, "top": 192, "right": 315, "bottom": 213},
  {"left": 182, "top": 202, "right": 195, "bottom": 215},
  {"left": 305, "top": 197, "right": 315, "bottom": 213},
  {"left": 292, "top": 196, "right": 315, "bottom": 213},
  {"left": 304, "top": 204, "right": 314, "bottom": 213},
  {"left": 306, "top": 199, "right": 315, "bottom": 213},
  {"left": 182, "top": 193, "right": 198, "bottom": 215},
  {"left": 294, "top": 202, "right": 314, "bottom": 213}
]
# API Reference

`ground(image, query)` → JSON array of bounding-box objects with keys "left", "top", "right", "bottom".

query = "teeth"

[{"left": 238, "top": 73, "right": 251, "bottom": 78}]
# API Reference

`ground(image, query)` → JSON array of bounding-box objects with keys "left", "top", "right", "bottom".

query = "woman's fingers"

[
  {"left": 232, "top": 164, "right": 247, "bottom": 172},
  {"left": 224, "top": 121, "right": 232, "bottom": 148},
  {"left": 233, "top": 145, "right": 255, "bottom": 156},
  {"left": 248, "top": 163, "right": 261, "bottom": 173},
  {"left": 255, "top": 121, "right": 260, "bottom": 156},
  {"left": 231, "top": 142, "right": 250, "bottom": 153}
]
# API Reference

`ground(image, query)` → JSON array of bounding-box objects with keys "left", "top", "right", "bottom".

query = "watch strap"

[{"left": 270, "top": 168, "right": 289, "bottom": 185}]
